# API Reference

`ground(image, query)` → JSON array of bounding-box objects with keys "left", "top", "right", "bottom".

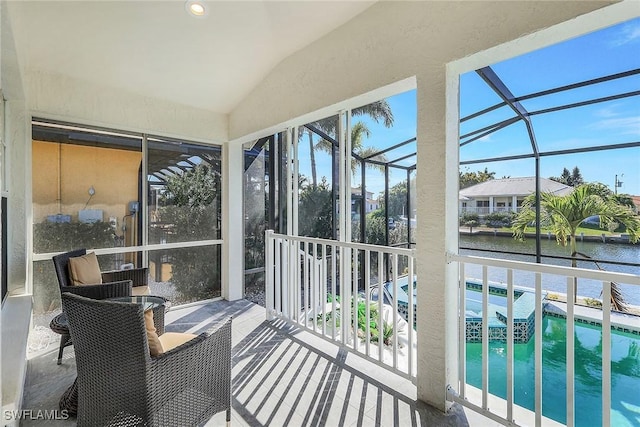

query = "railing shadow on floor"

[{"left": 231, "top": 319, "right": 469, "bottom": 427}]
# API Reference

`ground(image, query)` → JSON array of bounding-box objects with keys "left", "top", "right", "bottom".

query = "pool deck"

[{"left": 545, "top": 300, "right": 640, "bottom": 335}]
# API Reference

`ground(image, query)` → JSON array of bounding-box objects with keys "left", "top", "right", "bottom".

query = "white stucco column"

[
  {"left": 415, "top": 69, "right": 459, "bottom": 411},
  {"left": 512, "top": 195, "right": 518, "bottom": 213},
  {"left": 222, "top": 141, "right": 244, "bottom": 301},
  {"left": 488, "top": 196, "right": 494, "bottom": 213}
]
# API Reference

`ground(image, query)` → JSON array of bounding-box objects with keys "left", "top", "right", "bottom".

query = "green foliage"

[
  {"left": 305, "top": 100, "right": 394, "bottom": 185},
  {"left": 298, "top": 177, "right": 334, "bottom": 239},
  {"left": 158, "top": 163, "right": 222, "bottom": 303},
  {"left": 459, "top": 167, "right": 495, "bottom": 189},
  {"left": 318, "top": 294, "right": 395, "bottom": 346},
  {"left": 513, "top": 184, "right": 640, "bottom": 247},
  {"left": 459, "top": 212, "right": 480, "bottom": 227},
  {"left": 370, "top": 321, "right": 395, "bottom": 346},
  {"left": 484, "top": 211, "right": 516, "bottom": 228},
  {"left": 379, "top": 181, "right": 409, "bottom": 218},
  {"left": 162, "top": 163, "right": 218, "bottom": 208},
  {"left": 365, "top": 213, "right": 386, "bottom": 245},
  {"left": 583, "top": 297, "right": 603, "bottom": 308},
  {"left": 513, "top": 183, "right": 640, "bottom": 308},
  {"left": 33, "top": 221, "right": 116, "bottom": 254},
  {"left": 32, "top": 221, "right": 117, "bottom": 313},
  {"left": 613, "top": 194, "right": 636, "bottom": 210},
  {"left": 549, "top": 166, "right": 584, "bottom": 187}
]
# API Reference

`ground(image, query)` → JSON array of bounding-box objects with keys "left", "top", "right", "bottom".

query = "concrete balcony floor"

[{"left": 22, "top": 299, "right": 498, "bottom": 426}]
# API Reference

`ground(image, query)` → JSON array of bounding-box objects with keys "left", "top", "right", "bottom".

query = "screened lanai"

[
  {"left": 458, "top": 30, "right": 639, "bottom": 272},
  {"left": 242, "top": 51, "right": 639, "bottom": 299}
]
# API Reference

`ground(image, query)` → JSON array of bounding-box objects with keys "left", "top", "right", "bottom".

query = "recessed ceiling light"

[{"left": 185, "top": 1, "right": 207, "bottom": 17}]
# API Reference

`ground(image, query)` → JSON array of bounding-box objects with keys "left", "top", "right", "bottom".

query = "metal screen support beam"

[
  {"left": 406, "top": 169, "right": 412, "bottom": 246},
  {"left": 332, "top": 131, "right": 338, "bottom": 240},
  {"left": 267, "top": 135, "right": 277, "bottom": 232},
  {"left": 292, "top": 127, "right": 299, "bottom": 236},
  {"left": 277, "top": 132, "right": 287, "bottom": 234},
  {"left": 286, "top": 129, "right": 292, "bottom": 236},
  {"left": 361, "top": 164, "right": 366, "bottom": 243},
  {"left": 141, "top": 135, "right": 149, "bottom": 268},
  {"left": 476, "top": 66, "right": 542, "bottom": 263},
  {"left": 385, "top": 165, "right": 390, "bottom": 247}
]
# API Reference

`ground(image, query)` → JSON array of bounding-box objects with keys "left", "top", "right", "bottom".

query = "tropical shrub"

[
  {"left": 316, "top": 294, "right": 395, "bottom": 346},
  {"left": 32, "top": 221, "right": 117, "bottom": 313},
  {"left": 583, "top": 297, "right": 603, "bottom": 308},
  {"left": 459, "top": 212, "right": 480, "bottom": 227},
  {"left": 485, "top": 211, "right": 515, "bottom": 228}
]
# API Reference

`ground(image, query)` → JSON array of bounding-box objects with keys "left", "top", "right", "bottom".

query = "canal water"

[{"left": 459, "top": 234, "right": 640, "bottom": 305}]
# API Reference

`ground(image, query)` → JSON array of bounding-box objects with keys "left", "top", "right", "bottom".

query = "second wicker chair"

[{"left": 62, "top": 292, "right": 232, "bottom": 426}]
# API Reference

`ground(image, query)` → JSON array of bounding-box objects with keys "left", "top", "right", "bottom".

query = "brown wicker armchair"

[
  {"left": 51, "top": 249, "right": 152, "bottom": 364},
  {"left": 53, "top": 248, "right": 150, "bottom": 298},
  {"left": 62, "top": 293, "right": 232, "bottom": 426}
]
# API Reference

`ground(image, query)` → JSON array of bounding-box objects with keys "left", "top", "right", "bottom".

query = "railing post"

[
  {"left": 341, "top": 245, "right": 352, "bottom": 346},
  {"left": 265, "top": 230, "right": 275, "bottom": 321},
  {"left": 602, "top": 281, "right": 611, "bottom": 427}
]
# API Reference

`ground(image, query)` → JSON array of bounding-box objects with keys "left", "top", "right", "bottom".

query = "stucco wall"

[
  {"left": 227, "top": 0, "right": 617, "bottom": 411},
  {"left": 26, "top": 69, "right": 228, "bottom": 144},
  {"left": 2, "top": 0, "right": 27, "bottom": 296},
  {"left": 32, "top": 140, "right": 140, "bottom": 225},
  {"left": 229, "top": 1, "right": 613, "bottom": 140}
]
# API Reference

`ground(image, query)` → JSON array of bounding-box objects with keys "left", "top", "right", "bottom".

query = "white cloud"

[
  {"left": 589, "top": 116, "right": 640, "bottom": 137},
  {"left": 594, "top": 104, "right": 621, "bottom": 118},
  {"left": 611, "top": 22, "right": 640, "bottom": 47}
]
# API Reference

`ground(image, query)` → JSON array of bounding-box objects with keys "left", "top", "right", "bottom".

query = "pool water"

[
  {"left": 465, "top": 290, "right": 515, "bottom": 318},
  {"left": 465, "top": 316, "right": 640, "bottom": 426}
]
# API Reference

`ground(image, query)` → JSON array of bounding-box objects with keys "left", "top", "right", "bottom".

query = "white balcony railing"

[
  {"left": 459, "top": 206, "right": 522, "bottom": 215},
  {"left": 449, "top": 253, "right": 640, "bottom": 427},
  {"left": 265, "top": 230, "right": 417, "bottom": 381},
  {"left": 265, "top": 230, "right": 640, "bottom": 427}
]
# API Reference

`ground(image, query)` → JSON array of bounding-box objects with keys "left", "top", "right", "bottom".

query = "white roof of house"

[{"left": 459, "top": 177, "right": 573, "bottom": 198}]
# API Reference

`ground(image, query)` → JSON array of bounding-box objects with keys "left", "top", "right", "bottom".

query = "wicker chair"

[
  {"left": 53, "top": 248, "right": 150, "bottom": 298},
  {"left": 61, "top": 293, "right": 232, "bottom": 427},
  {"left": 50, "top": 249, "right": 151, "bottom": 364}
]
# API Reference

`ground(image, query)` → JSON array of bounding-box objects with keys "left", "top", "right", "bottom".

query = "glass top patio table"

[
  {"left": 108, "top": 295, "right": 167, "bottom": 335},
  {"left": 108, "top": 295, "right": 166, "bottom": 311}
]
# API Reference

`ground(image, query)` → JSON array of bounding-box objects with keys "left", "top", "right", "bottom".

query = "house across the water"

[{"left": 459, "top": 177, "right": 573, "bottom": 216}]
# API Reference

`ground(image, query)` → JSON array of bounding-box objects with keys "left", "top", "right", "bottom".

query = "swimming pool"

[
  {"left": 465, "top": 316, "right": 640, "bottom": 426},
  {"left": 465, "top": 289, "right": 513, "bottom": 316},
  {"left": 384, "top": 278, "right": 537, "bottom": 342}
]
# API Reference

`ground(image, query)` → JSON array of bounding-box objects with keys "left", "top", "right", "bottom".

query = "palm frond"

[{"left": 352, "top": 100, "right": 394, "bottom": 128}]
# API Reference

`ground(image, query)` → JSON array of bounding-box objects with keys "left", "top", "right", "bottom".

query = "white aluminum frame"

[{"left": 449, "top": 252, "right": 639, "bottom": 427}]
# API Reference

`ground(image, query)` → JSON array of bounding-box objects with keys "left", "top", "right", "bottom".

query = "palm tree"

[
  {"left": 513, "top": 183, "right": 640, "bottom": 306},
  {"left": 316, "top": 121, "right": 387, "bottom": 174},
  {"left": 302, "top": 100, "right": 394, "bottom": 186}
]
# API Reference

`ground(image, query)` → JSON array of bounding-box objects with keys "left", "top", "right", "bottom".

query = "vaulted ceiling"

[{"left": 6, "top": 1, "right": 375, "bottom": 113}]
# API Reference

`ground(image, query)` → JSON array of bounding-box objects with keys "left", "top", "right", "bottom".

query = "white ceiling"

[{"left": 7, "top": 1, "right": 375, "bottom": 113}]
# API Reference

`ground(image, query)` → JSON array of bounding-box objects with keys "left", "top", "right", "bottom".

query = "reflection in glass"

[
  {"left": 32, "top": 252, "right": 132, "bottom": 316},
  {"left": 243, "top": 136, "right": 271, "bottom": 298},
  {"left": 147, "top": 138, "right": 222, "bottom": 244},
  {"left": 32, "top": 123, "right": 142, "bottom": 253},
  {"left": 298, "top": 116, "right": 339, "bottom": 239},
  {"left": 148, "top": 245, "right": 221, "bottom": 304}
]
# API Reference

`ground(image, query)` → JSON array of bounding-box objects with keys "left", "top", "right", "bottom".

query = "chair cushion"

[
  {"left": 68, "top": 252, "right": 103, "bottom": 286},
  {"left": 131, "top": 286, "right": 151, "bottom": 296},
  {"left": 145, "top": 309, "right": 164, "bottom": 356},
  {"left": 158, "top": 332, "right": 198, "bottom": 352}
]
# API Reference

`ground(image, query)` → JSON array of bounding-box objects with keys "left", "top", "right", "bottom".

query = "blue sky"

[{"left": 299, "top": 17, "right": 639, "bottom": 197}]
